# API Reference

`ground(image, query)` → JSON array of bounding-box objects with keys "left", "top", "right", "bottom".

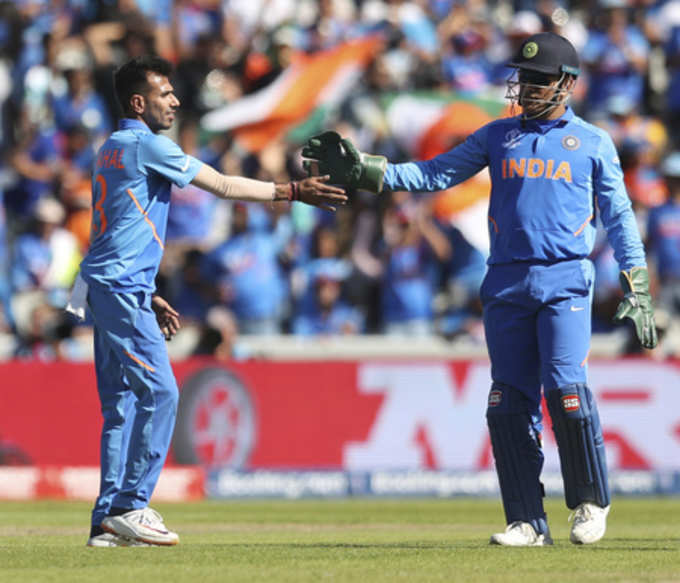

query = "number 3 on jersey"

[{"left": 92, "top": 174, "right": 108, "bottom": 238}]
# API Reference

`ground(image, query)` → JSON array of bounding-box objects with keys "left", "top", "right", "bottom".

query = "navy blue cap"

[{"left": 508, "top": 32, "right": 580, "bottom": 77}]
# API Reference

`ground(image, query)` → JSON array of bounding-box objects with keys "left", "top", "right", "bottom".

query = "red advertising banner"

[{"left": 1, "top": 358, "right": 680, "bottom": 473}]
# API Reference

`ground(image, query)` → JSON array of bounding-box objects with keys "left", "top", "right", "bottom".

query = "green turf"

[{"left": 1, "top": 498, "right": 678, "bottom": 582}]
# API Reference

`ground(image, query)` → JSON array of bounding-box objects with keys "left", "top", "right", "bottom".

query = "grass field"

[{"left": 1, "top": 497, "right": 678, "bottom": 582}]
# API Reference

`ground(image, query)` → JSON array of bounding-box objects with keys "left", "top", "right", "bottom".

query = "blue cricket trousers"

[
  {"left": 87, "top": 283, "right": 178, "bottom": 527},
  {"left": 481, "top": 258, "right": 594, "bottom": 411}
]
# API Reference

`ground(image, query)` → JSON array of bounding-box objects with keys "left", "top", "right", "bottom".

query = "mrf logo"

[
  {"left": 341, "top": 361, "right": 680, "bottom": 471},
  {"left": 488, "top": 390, "right": 502, "bottom": 407},
  {"left": 562, "top": 394, "right": 580, "bottom": 412}
]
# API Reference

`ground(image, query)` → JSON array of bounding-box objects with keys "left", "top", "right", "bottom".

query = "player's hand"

[
  {"left": 151, "top": 294, "right": 181, "bottom": 341},
  {"left": 613, "top": 267, "right": 657, "bottom": 349},
  {"left": 302, "top": 131, "right": 387, "bottom": 194},
  {"left": 295, "top": 175, "right": 348, "bottom": 212}
]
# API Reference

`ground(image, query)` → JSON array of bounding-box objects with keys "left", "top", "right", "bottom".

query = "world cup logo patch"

[
  {"left": 503, "top": 129, "right": 522, "bottom": 149},
  {"left": 488, "top": 390, "right": 503, "bottom": 407},
  {"left": 562, "top": 394, "right": 580, "bottom": 412},
  {"left": 562, "top": 135, "right": 580, "bottom": 151}
]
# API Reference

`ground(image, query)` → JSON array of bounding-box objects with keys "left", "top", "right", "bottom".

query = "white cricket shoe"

[
  {"left": 86, "top": 532, "right": 150, "bottom": 547},
  {"left": 101, "top": 508, "right": 179, "bottom": 546},
  {"left": 490, "top": 521, "right": 553, "bottom": 546},
  {"left": 569, "top": 503, "right": 610, "bottom": 544}
]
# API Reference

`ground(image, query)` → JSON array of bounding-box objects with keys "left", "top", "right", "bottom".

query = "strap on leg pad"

[
  {"left": 486, "top": 383, "right": 548, "bottom": 535},
  {"left": 546, "top": 383, "right": 610, "bottom": 509}
]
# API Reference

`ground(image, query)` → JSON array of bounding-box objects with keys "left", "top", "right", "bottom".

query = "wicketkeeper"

[{"left": 302, "top": 32, "right": 657, "bottom": 546}]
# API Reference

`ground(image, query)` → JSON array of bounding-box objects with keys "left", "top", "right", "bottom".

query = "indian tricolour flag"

[
  {"left": 383, "top": 91, "right": 512, "bottom": 253},
  {"left": 200, "top": 36, "right": 383, "bottom": 152}
]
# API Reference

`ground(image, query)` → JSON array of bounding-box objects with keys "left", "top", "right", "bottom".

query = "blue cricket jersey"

[
  {"left": 80, "top": 118, "right": 202, "bottom": 291},
  {"left": 384, "top": 107, "right": 646, "bottom": 270}
]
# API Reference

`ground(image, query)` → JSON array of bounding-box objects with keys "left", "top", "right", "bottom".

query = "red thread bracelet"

[{"left": 288, "top": 181, "right": 299, "bottom": 202}]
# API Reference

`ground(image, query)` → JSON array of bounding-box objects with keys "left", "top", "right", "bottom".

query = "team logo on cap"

[
  {"left": 523, "top": 42, "right": 538, "bottom": 59},
  {"left": 562, "top": 135, "right": 580, "bottom": 151},
  {"left": 488, "top": 390, "right": 502, "bottom": 407},
  {"left": 562, "top": 394, "right": 580, "bottom": 412}
]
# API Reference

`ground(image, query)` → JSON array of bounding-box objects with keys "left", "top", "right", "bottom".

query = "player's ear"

[{"left": 130, "top": 93, "right": 145, "bottom": 115}]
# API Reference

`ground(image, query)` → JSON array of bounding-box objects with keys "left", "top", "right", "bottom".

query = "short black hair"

[{"left": 114, "top": 55, "right": 173, "bottom": 115}]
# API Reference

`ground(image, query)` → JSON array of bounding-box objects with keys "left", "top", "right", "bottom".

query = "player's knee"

[
  {"left": 545, "top": 383, "right": 596, "bottom": 420},
  {"left": 486, "top": 382, "right": 537, "bottom": 417},
  {"left": 161, "top": 384, "right": 179, "bottom": 408},
  {"left": 151, "top": 379, "right": 179, "bottom": 412}
]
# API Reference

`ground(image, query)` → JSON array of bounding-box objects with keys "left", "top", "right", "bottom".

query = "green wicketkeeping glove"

[
  {"left": 613, "top": 267, "right": 658, "bottom": 349},
  {"left": 302, "top": 131, "right": 387, "bottom": 194}
]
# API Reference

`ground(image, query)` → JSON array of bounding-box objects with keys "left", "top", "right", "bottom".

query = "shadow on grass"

[
  {"left": 194, "top": 539, "right": 679, "bottom": 552},
  {"left": 199, "top": 541, "right": 478, "bottom": 550},
  {"left": 568, "top": 539, "right": 678, "bottom": 552}
]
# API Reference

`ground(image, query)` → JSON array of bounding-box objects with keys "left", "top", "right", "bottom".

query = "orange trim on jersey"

[
  {"left": 126, "top": 188, "right": 164, "bottom": 250},
  {"left": 125, "top": 351, "right": 156, "bottom": 372},
  {"left": 573, "top": 214, "right": 593, "bottom": 236},
  {"left": 488, "top": 215, "right": 499, "bottom": 233},
  {"left": 580, "top": 350, "right": 590, "bottom": 368}
]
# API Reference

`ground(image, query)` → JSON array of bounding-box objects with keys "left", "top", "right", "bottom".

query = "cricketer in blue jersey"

[
  {"left": 66, "top": 56, "right": 346, "bottom": 548},
  {"left": 303, "top": 33, "right": 657, "bottom": 546}
]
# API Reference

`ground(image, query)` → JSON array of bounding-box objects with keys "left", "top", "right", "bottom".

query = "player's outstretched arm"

[
  {"left": 302, "top": 131, "right": 387, "bottom": 194},
  {"left": 191, "top": 163, "right": 347, "bottom": 211},
  {"left": 613, "top": 266, "right": 658, "bottom": 349}
]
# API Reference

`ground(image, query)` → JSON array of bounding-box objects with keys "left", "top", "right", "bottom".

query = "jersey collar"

[
  {"left": 522, "top": 106, "right": 574, "bottom": 133},
  {"left": 118, "top": 118, "right": 152, "bottom": 132}
]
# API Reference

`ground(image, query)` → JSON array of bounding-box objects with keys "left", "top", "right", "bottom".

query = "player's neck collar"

[
  {"left": 533, "top": 106, "right": 573, "bottom": 124},
  {"left": 118, "top": 118, "right": 151, "bottom": 132},
  {"left": 521, "top": 106, "right": 574, "bottom": 131}
]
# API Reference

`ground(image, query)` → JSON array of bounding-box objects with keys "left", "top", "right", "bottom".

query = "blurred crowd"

[{"left": 2, "top": 0, "right": 680, "bottom": 361}]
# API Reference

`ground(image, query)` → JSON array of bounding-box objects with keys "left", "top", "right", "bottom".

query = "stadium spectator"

[
  {"left": 647, "top": 152, "right": 680, "bottom": 316},
  {"left": 438, "top": 223, "right": 486, "bottom": 341},
  {"left": 581, "top": 1, "right": 650, "bottom": 115},
  {"left": 10, "top": 197, "right": 79, "bottom": 296},
  {"left": 9, "top": 197, "right": 80, "bottom": 358},
  {"left": 5, "top": 120, "right": 62, "bottom": 221},
  {"left": 379, "top": 195, "right": 451, "bottom": 336},
  {"left": 292, "top": 269, "right": 364, "bottom": 335},
  {"left": 51, "top": 44, "right": 112, "bottom": 144},
  {"left": 291, "top": 223, "right": 361, "bottom": 335},
  {"left": 200, "top": 202, "right": 289, "bottom": 334},
  {"left": 0, "top": 0, "right": 678, "bottom": 359},
  {"left": 619, "top": 137, "right": 667, "bottom": 210},
  {"left": 593, "top": 95, "right": 668, "bottom": 161}
]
